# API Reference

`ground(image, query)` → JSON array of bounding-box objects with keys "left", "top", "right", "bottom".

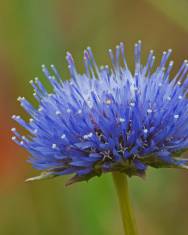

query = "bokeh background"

[{"left": 1, "top": 0, "right": 188, "bottom": 234}]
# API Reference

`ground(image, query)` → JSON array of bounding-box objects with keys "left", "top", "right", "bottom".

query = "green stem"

[{"left": 112, "top": 172, "right": 138, "bottom": 235}]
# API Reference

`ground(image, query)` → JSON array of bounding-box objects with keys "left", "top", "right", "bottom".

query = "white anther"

[
  {"left": 88, "top": 132, "right": 93, "bottom": 138},
  {"left": 20, "top": 141, "right": 24, "bottom": 145},
  {"left": 88, "top": 133, "right": 93, "bottom": 138},
  {"left": 77, "top": 109, "right": 82, "bottom": 114},
  {"left": 174, "top": 114, "right": 179, "bottom": 119},
  {"left": 130, "top": 102, "right": 135, "bottom": 107},
  {"left": 83, "top": 132, "right": 93, "bottom": 139},
  {"left": 12, "top": 115, "right": 16, "bottom": 119},
  {"left": 61, "top": 134, "right": 66, "bottom": 139},
  {"left": 177, "top": 81, "right": 181, "bottom": 86},
  {"left": 29, "top": 118, "right": 34, "bottom": 123},
  {"left": 119, "top": 118, "right": 125, "bottom": 123},
  {"left": 55, "top": 111, "right": 61, "bottom": 115},
  {"left": 29, "top": 80, "right": 34, "bottom": 84},
  {"left": 38, "top": 107, "right": 43, "bottom": 112},
  {"left": 12, "top": 136, "right": 16, "bottom": 140},
  {"left": 167, "top": 96, "right": 171, "bottom": 101},
  {"left": 135, "top": 73, "right": 139, "bottom": 77},
  {"left": 52, "top": 144, "right": 57, "bottom": 149},
  {"left": 105, "top": 99, "right": 112, "bottom": 105},
  {"left": 11, "top": 127, "right": 16, "bottom": 132},
  {"left": 178, "top": 95, "right": 183, "bottom": 100},
  {"left": 147, "top": 109, "right": 152, "bottom": 114},
  {"left": 143, "top": 129, "right": 148, "bottom": 134},
  {"left": 67, "top": 108, "right": 71, "bottom": 113},
  {"left": 87, "top": 100, "right": 92, "bottom": 108}
]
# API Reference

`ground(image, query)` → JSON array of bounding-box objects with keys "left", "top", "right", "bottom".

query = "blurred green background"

[{"left": 1, "top": 0, "right": 188, "bottom": 234}]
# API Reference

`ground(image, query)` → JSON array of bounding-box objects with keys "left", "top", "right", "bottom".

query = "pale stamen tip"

[
  {"left": 55, "top": 111, "right": 61, "bottom": 115},
  {"left": 174, "top": 114, "right": 179, "bottom": 119},
  {"left": 61, "top": 134, "right": 66, "bottom": 139},
  {"left": 52, "top": 144, "right": 57, "bottom": 149}
]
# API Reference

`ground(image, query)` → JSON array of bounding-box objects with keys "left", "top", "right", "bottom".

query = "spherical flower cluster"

[{"left": 12, "top": 41, "right": 188, "bottom": 185}]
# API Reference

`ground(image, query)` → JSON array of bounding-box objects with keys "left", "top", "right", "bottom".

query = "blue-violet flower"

[{"left": 12, "top": 41, "right": 188, "bottom": 184}]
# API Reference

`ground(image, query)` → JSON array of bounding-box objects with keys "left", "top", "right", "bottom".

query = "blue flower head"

[{"left": 12, "top": 41, "right": 188, "bottom": 185}]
